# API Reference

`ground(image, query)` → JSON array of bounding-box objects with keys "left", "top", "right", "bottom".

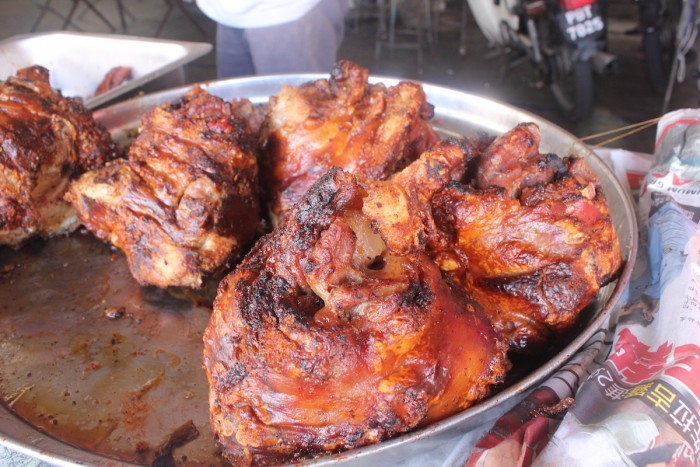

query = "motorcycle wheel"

[
  {"left": 549, "top": 58, "right": 594, "bottom": 122},
  {"left": 641, "top": 0, "right": 681, "bottom": 95},
  {"left": 644, "top": 31, "right": 669, "bottom": 94}
]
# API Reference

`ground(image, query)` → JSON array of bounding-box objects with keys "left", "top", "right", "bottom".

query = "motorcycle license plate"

[{"left": 556, "top": 3, "right": 604, "bottom": 43}]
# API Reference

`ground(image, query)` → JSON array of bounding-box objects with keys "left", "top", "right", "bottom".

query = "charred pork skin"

[
  {"left": 204, "top": 141, "right": 509, "bottom": 465},
  {"left": 0, "top": 66, "right": 119, "bottom": 247},
  {"left": 66, "top": 86, "right": 260, "bottom": 288},
  {"left": 259, "top": 60, "right": 438, "bottom": 222},
  {"left": 430, "top": 123, "right": 622, "bottom": 352}
]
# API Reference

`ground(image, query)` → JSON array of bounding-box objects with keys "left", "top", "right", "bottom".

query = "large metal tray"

[
  {"left": 0, "top": 31, "right": 212, "bottom": 109},
  {"left": 0, "top": 75, "right": 638, "bottom": 466}
]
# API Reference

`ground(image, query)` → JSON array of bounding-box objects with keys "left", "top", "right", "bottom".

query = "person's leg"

[
  {"left": 327, "top": 0, "right": 350, "bottom": 53},
  {"left": 215, "top": 23, "right": 256, "bottom": 78},
  {"left": 244, "top": 0, "right": 350, "bottom": 75}
]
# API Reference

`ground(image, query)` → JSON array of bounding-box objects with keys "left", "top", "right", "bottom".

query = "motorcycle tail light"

[
  {"left": 525, "top": 0, "right": 547, "bottom": 17},
  {"left": 560, "top": 0, "right": 594, "bottom": 10}
]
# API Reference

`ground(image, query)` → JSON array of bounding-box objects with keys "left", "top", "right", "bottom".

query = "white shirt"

[{"left": 196, "top": 0, "right": 322, "bottom": 29}]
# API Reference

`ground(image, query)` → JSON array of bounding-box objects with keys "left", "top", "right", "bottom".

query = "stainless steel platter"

[
  {"left": 0, "top": 32, "right": 212, "bottom": 109},
  {"left": 0, "top": 75, "right": 638, "bottom": 466}
]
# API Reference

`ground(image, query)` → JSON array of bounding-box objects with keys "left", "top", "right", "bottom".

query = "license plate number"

[{"left": 558, "top": 4, "right": 604, "bottom": 42}]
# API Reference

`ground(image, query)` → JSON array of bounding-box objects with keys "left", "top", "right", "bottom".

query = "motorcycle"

[{"left": 467, "top": 0, "right": 618, "bottom": 121}]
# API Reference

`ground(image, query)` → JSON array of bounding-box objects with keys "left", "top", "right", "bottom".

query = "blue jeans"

[{"left": 215, "top": 0, "right": 350, "bottom": 78}]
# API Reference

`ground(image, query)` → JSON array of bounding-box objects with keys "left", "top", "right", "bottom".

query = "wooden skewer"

[{"left": 579, "top": 117, "right": 662, "bottom": 147}]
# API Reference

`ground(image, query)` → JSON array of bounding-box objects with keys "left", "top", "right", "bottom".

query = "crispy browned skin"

[
  {"left": 431, "top": 123, "right": 622, "bottom": 352},
  {"left": 259, "top": 59, "right": 438, "bottom": 222},
  {"left": 66, "top": 86, "right": 260, "bottom": 288},
  {"left": 227, "top": 98, "right": 268, "bottom": 137},
  {"left": 0, "top": 66, "right": 120, "bottom": 247},
  {"left": 475, "top": 122, "right": 566, "bottom": 197},
  {"left": 204, "top": 142, "right": 509, "bottom": 465}
]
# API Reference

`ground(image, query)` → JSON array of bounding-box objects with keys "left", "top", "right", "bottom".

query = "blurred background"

[{"left": 1, "top": 0, "right": 698, "bottom": 154}]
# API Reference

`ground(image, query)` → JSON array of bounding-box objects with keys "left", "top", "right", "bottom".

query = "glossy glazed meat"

[
  {"left": 430, "top": 123, "right": 622, "bottom": 352},
  {"left": 475, "top": 123, "right": 566, "bottom": 196},
  {"left": 66, "top": 86, "right": 260, "bottom": 288},
  {"left": 203, "top": 142, "right": 509, "bottom": 465},
  {"left": 259, "top": 59, "right": 438, "bottom": 222},
  {"left": 0, "top": 66, "right": 120, "bottom": 247}
]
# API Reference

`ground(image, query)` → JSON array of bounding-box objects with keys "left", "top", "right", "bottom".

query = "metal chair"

[
  {"left": 155, "top": 0, "right": 206, "bottom": 38},
  {"left": 374, "top": 0, "right": 434, "bottom": 69},
  {"left": 31, "top": 0, "right": 126, "bottom": 32},
  {"left": 76, "top": 0, "right": 135, "bottom": 31}
]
